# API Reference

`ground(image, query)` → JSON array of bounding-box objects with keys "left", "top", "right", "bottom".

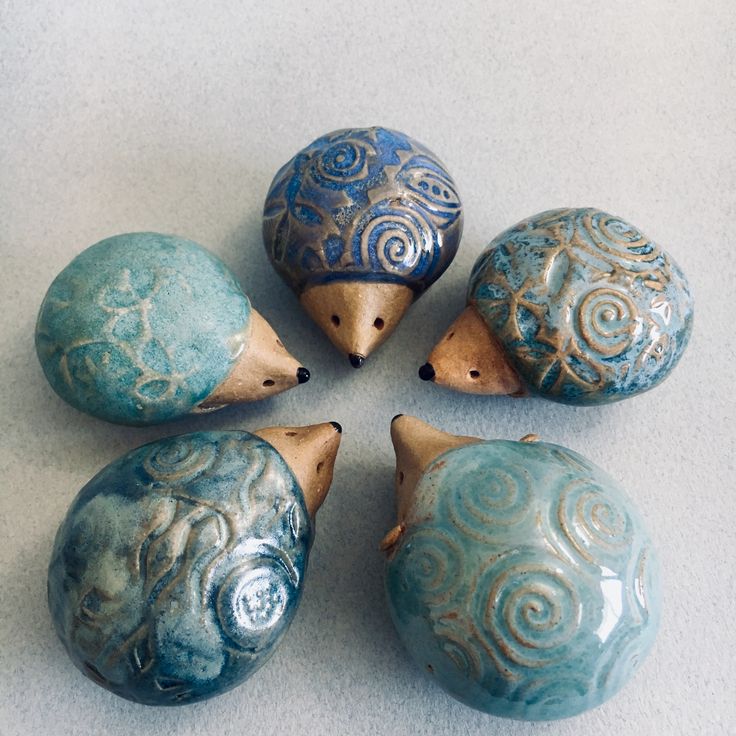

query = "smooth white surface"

[{"left": 1, "top": 2, "right": 734, "bottom": 734}]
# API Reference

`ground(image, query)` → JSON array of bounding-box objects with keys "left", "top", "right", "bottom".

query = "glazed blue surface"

[
  {"left": 48, "top": 431, "right": 312, "bottom": 706},
  {"left": 385, "top": 440, "right": 660, "bottom": 720},
  {"left": 263, "top": 126, "right": 462, "bottom": 295},
  {"left": 468, "top": 208, "right": 694, "bottom": 404},
  {"left": 36, "top": 233, "right": 251, "bottom": 425}
]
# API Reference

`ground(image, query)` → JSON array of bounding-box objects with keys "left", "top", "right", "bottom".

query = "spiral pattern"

[
  {"left": 143, "top": 436, "right": 217, "bottom": 483},
  {"left": 474, "top": 555, "right": 583, "bottom": 668},
  {"left": 215, "top": 557, "right": 292, "bottom": 651},
  {"left": 513, "top": 674, "right": 590, "bottom": 711},
  {"left": 263, "top": 127, "right": 462, "bottom": 294},
  {"left": 310, "top": 138, "right": 374, "bottom": 186},
  {"left": 595, "top": 627, "right": 645, "bottom": 692},
  {"left": 549, "top": 446, "right": 595, "bottom": 476},
  {"left": 577, "top": 209, "right": 658, "bottom": 266},
  {"left": 392, "top": 527, "right": 464, "bottom": 606},
  {"left": 436, "top": 629, "right": 483, "bottom": 681},
  {"left": 577, "top": 288, "right": 640, "bottom": 357},
  {"left": 633, "top": 546, "right": 657, "bottom": 622},
  {"left": 557, "top": 479, "right": 633, "bottom": 566},
  {"left": 353, "top": 201, "right": 437, "bottom": 279},
  {"left": 439, "top": 464, "right": 531, "bottom": 544}
]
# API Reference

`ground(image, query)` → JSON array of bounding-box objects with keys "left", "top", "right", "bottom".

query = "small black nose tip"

[
  {"left": 418, "top": 363, "right": 435, "bottom": 381},
  {"left": 296, "top": 367, "right": 310, "bottom": 384},
  {"left": 391, "top": 414, "right": 404, "bottom": 423},
  {"left": 348, "top": 353, "right": 365, "bottom": 369},
  {"left": 329, "top": 421, "right": 342, "bottom": 433}
]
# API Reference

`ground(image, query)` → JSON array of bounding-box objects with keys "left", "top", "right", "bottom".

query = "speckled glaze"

[
  {"left": 36, "top": 233, "right": 251, "bottom": 425},
  {"left": 468, "top": 208, "right": 694, "bottom": 404},
  {"left": 263, "top": 126, "right": 462, "bottom": 295},
  {"left": 48, "top": 431, "right": 312, "bottom": 705},
  {"left": 385, "top": 440, "right": 660, "bottom": 720}
]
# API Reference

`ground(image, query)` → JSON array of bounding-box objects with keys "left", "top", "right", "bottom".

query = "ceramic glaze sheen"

[
  {"left": 36, "top": 233, "right": 251, "bottom": 424},
  {"left": 468, "top": 208, "right": 693, "bottom": 404},
  {"left": 385, "top": 440, "right": 660, "bottom": 720},
  {"left": 263, "top": 127, "right": 462, "bottom": 295},
  {"left": 47, "top": 431, "right": 312, "bottom": 705}
]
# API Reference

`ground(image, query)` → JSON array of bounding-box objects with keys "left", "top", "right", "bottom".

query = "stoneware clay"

[
  {"left": 36, "top": 232, "right": 310, "bottom": 425},
  {"left": 48, "top": 422, "right": 342, "bottom": 705},
  {"left": 263, "top": 126, "right": 463, "bottom": 368},
  {"left": 419, "top": 208, "right": 693, "bottom": 404},
  {"left": 382, "top": 415, "right": 660, "bottom": 721}
]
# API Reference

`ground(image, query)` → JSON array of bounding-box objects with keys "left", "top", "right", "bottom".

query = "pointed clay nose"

[
  {"left": 349, "top": 353, "right": 365, "bottom": 369},
  {"left": 296, "top": 367, "right": 310, "bottom": 384},
  {"left": 418, "top": 363, "right": 435, "bottom": 381}
]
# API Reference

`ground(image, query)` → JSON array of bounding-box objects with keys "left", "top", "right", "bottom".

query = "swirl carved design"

[
  {"left": 436, "top": 459, "right": 531, "bottom": 544},
  {"left": 577, "top": 288, "right": 639, "bottom": 358},
  {"left": 576, "top": 209, "right": 659, "bottom": 269},
  {"left": 35, "top": 233, "right": 251, "bottom": 425},
  {"left": 353, "top": 200, "right": 437, "bottom": 281},
  {"left": 475, "top": 554, "right": 582, "bottom": 669},
  {"left": 47, "top": 431, "right": 312, "bottom": 705},
  {"left": 216, "top": 558, "right": 292, "bottom": 649},
  {"left": 385, "top": 440, "right": 660, "bottom": 721},
  {"left": 388, "top": 526, "right": 463, "bottom": 607},
  {"left": 557, "top": 479, "right": 634, "bottom": 567},
  {"left": 310, "top": 138, "right": 375, "bottom": 186},
  {"left": 468, "top": 208, "right": 694, "bottom": 404},
  {"left": 143, "top": 436, "right": 217, "bottom": 483},
  {"left": 263, "top": 127, "right": 462, "bottom": 294}
]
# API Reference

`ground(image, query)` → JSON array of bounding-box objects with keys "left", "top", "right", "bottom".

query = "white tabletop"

[{"left": 1, "top": 2, "right": 734, "bottom": 734}]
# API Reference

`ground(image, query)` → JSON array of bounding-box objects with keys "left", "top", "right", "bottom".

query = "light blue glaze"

[
  {"left": 468, "top": 208, "right": 694, "bottom": 404},
  {"left": 48, "top": 431, "right": 312, "bottom": 706},
  {"left": 263, "top": 126, "right": 462, "bottom": 295},
  {"left": 385, "top": 440, "right": 660, "bottom": 720},
  {"left": 36, "top": 233, "right": 251, "bottom": 425}
]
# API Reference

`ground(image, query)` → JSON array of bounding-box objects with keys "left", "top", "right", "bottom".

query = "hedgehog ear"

[
  {"left": 254, "top": 422, "right": 342, "bottom": 516},
  {"left": 390, "top": 415, "right": 480, "bottom": 522}
]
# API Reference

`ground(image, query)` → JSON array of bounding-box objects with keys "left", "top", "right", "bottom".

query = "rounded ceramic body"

[
  {"left": 48, "top": 431, "right": 312, "bottom": 705},
  {"left": 263, "top": 126, "right": 462, "bottom": 295},
  {"left": 468, "top": 208, "right": 694, "bottom": 404},
  {"left": 385, "top": 440, "right": 660, "bottom": 720},
  {"left": 36, "top": 233, "right": 251, "bottom": 425}
]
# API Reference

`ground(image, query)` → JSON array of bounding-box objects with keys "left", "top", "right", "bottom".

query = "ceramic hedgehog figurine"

[
  {"left": 48, "top": 422, "right": 342, "bottom": 705},
  {"left": 263, "top": 126, "right": 463, "bottom": 368},
  {"left": 382, "top": 416, "right": 660, "bottom": 721},
  {"left": 419, "top": 208, "right": 694, "bottom": 404},
  {"left": 36, "top": 233, "right": 310, "bottom": 425}
]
